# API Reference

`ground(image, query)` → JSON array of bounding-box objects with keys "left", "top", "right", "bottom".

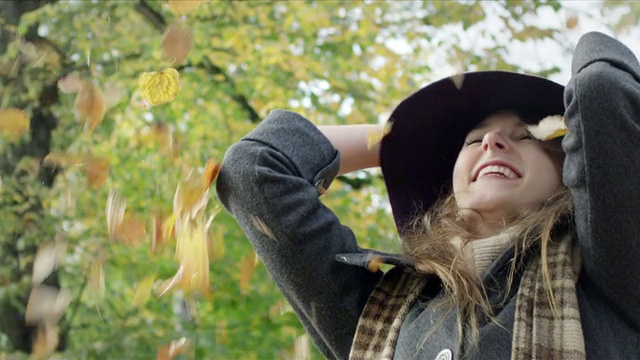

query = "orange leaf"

[
  {"left": 202, "top": 159, "right": 221, "bottom": 189},
  {"left": 566, "top": 16, "right": 579, "bottom": 29},
  {"left": 157, "top": 337, "right": 192, "bottom": 360},
  {"left": 74, "top": 80, "right": 106, "bottom": 131},
  {"left": 150, "top": 213, "right": 171, "bottom": 255},
  {"left": 85, "top": 157, "right": 109, "bottom": 189},
  {"left": 173, "top": 170, "right": 208, "bottom": 220},
  {"left": 238, "top": 251, "right": 257, "bottom": 295},
  {"left": 162, "top": 23, "right": 193, "bottom": 66},
  {"left": 0, "top": 108, "right": 30, "bottom": 139}
]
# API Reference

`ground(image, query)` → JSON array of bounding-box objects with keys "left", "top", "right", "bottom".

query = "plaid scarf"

[{"left": 348, "top": 233, "right": 585, "bottom": 360}]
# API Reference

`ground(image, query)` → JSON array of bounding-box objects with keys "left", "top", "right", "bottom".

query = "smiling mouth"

[{"left": 473, "top": 165, "right": 520, "bottom": 181}]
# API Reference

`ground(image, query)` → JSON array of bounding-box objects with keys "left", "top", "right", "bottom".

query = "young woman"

[{"left": 216, "top": 32, "right": 640, "bottom": 359}]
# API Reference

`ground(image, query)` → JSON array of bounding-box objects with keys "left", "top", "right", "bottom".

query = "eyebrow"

[{"left": 469, "top": 122, "right": 528, "bottom": 133}]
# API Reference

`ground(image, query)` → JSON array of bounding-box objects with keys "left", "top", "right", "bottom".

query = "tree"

[{"left": 0, "top": 0, "right": 630, "bottom": 358}]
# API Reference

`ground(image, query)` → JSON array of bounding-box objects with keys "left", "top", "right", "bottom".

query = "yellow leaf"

[
  {"left": 132, "top": 275, "right": 156, "bottom": 307},
  {"left": 85, "top": 157, "right": 109, "bottom": 189},
  {"left": 173, "top": 169, "right": 209, "bottom": 221},
  {"left": 566, "top": 16, "right": 579, "bottom": 30},
  {"left": 42, "top": 152, "right": 83, "bottom": 168},
  {"left": 0, "top": 108, "right": 30, "bottom": 139},
  {"left": 238, "top": 251, "right": 257, "bottom": 295},
  {"left": 366, "top": 123, "right": 392, "bottom": 151},
  {"left": 74, "top": 80, "right": 106, "bottom": 131},
  {"left": 162, "top": 23, "right": 193, "bottom": 66},
  {"left": 106, "top": 189, "right": 126, "bottom": 239},
  {"left": 138, "top": 68, "right": 180, "bottom": 106},
  {"left": 156, "top": 218, "right": 210, "bottom": 296},
  {"left": 209, "top": 226, "right": 225, "bottom": 260},
  {"left": 167, "top": 0, "right": 204, "bottom": 16}
]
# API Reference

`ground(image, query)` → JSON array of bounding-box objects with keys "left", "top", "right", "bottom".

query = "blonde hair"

[{"left": 402, "top": 141, "right": 572, "bottom": 351}]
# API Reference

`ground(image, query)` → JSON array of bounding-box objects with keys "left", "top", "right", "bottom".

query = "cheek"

[{"left": 452, "top": 150, "right": 473, "bottom": 192}]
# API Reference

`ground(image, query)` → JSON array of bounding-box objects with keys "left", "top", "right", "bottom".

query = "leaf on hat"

[
  {"left": 250, "top": 215, "right": 276, "bottom": 242},
  {"left": 162, "top": 23, "right": 193, "bottom": 66},
  {"left": 138, "top": 68, "right": 180, "bottom": 107},
  {"left": 450, "top": 73, "right": 465, "bottom": 90},
  {"left": 0, "top": 108, "right": 30, "bottom": 139},
  {"left": 527, "top": 115, "right": 567, "bottom": 141}
]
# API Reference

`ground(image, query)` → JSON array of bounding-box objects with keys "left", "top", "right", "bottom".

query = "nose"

[{"left": 482, "top": 131, "right": 508, "bottom": 152}]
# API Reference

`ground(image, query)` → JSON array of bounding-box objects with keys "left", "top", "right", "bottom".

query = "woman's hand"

[{"left": 318, "top": 124, "right": 383, "bottom": 175}]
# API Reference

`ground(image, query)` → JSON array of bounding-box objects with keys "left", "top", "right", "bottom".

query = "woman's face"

[{"left": 452, "top": 112, "right": 561, "bottom": 222}]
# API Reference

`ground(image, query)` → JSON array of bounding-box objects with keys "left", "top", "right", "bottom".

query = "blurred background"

[{"left": 0, "top": 1, "right": 638, "bottom": 359}]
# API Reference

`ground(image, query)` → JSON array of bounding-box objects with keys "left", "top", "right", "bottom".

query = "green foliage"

[{"left": 0, "top": 0, "right": 626, "bottom": 358}]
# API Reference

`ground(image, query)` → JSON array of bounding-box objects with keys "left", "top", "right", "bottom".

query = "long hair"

[{"left": 401, "top": 137, "right": 572, "bottom": 351}]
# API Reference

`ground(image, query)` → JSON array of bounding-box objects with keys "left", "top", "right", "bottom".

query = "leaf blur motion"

[{"left": 0, "top": 0, "right": 636, "bottom": 358}]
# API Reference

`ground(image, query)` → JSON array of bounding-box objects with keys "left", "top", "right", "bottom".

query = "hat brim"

[{"left": 380, "top": 71, "right": 565, "bottom": 234}]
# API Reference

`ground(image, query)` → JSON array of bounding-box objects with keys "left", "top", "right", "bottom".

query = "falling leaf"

[
  {"left": 103, "top": 81, "right": 127, "bottom": 110},
  {"left": 57, "top": 72, "right": 82, "bottom": 94},
  {"left": 85, "top": 157, "right": 109, "bottom": 189},
  {"left": 0, "top": 108, "right": 30, "bottom": 139},
  {"left": 132, "top": 275, "right": 156, "bottom": 307},
  {"left": 106, "top": 189, "right": 126, "bottom": 238},
  {"left": 238, "top": 251, "right": 257, "bottom": 295},
  {"left": 450, "top": 73, "right": 465, "bottom": 90},
  {"left": 293, "top": 334, "right": 311, "bottom": 360},
  {"left": 157, "top": 337, "right": 192, "bottom": 360},
  {"left": 89, "top": 259, "right": 105, "bottom": 297},
  {"left": 250, "top": 215, "right": 276, "bottom": 242},
  {"left": 202, "top": 159, "right": 221, "bottom": 189},
  {"left": 74, "top": 80, "right": 106, "bottom": 131},
  {"left": 25, "top": 286, "right": 71, "bottom": 325},
  {"left": 566, "top": 16, "right": 579, "bottom": 29},
  {"left": 156, "top": 218, "right": 210, "bottom": 296},
  {"left": 31, "top": 323, "right": 59, "bottom": 360},
  {"left": 115, "top": 213, "right": 147, "bottom": 245},
  {"left": 43, "top": 152, "right": 83, "bottom": 168},
  {"left": 209, "top": 226, "right": 225, "bottom": 260},
  {"left": 150, "top": 213, "right": 170, "bottom": 255},
  {"left": 32, "top": 240, "right": 67, "bottom": 284},
  {"left": 367, "top": 123, "right": 392, "bottom": 150},
  {"left": 167, "top": 0, "right": 205, "bottom": 16},
  {"left": 216, "top": 321, "right": 228, "bottom": 344},
  {"left": 366, "top": 255, "right": 383, "bottom": 273},
  {"left": 527, "top": 115, "right": 567, "bottom": 141},
  {"left": 173, "top": 170, "right": 209, "bottom": 220},
  {"left": 143, "top": 121, "right": 174, "bottom": 151},
  {"left": 162, "top": 23, "right": 193, "bottom": 66},
  {"left": 138, "top": 68, "right": 180, "bottom": 106}
]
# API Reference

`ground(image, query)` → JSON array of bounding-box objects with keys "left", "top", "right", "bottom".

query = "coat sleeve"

[
  {"left": 215, "top": 109, "right": 382, "bottom": 359},
  {"left": 563, "top": 31, "right": 640, "bottom": 329}
]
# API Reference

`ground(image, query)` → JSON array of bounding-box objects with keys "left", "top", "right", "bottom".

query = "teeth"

[{"left": 478, "top": 165, "right": 518, "bottom": 180}]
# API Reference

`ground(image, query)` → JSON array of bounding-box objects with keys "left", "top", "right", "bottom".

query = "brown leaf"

[
  {"left": 238, "top": 251, "right": 257, "bottom": 295},
  {"left": 115, "top": 213, "right": 148, "bottom": 245},
  {"left": 150, "top": 213, "right": 170, "bottom": 255},
  {"left": 74, "top": 80, "right": 106, "bottom": 131},
  {"left": 85, "top": 157, "right": 109, "bottom": 189},
  {"left": 162, "top": 23, "right": 193, "bottom": 66},
  {"left": 31, "top": 323, "right": 59, "bottom": 360},
  {"left": 0, "top": 108, "right": 30, "bottom": 139},
  {"left": 157, "top": 337, "right": 192, "bottom": 360},
  {"left": 566, "top": 16, "right": 579, "bottom": 30}
]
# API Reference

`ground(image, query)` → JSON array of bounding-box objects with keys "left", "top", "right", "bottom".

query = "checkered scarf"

[{"left": 348, "top": 233, "right": 585, "bottom": 360}]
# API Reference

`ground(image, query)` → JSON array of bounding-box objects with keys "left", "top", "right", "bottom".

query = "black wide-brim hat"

[{"left": 380, "top": 71, "right": 565, "bottom": 235}]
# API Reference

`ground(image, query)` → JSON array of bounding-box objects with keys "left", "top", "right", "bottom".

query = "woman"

[{"left": 216, "top": 32, "right": 640, "bottom": 359}]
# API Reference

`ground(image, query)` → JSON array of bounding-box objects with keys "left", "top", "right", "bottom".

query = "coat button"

[{"left": 435, "top": 349, "right": 452, "bottom": 360}]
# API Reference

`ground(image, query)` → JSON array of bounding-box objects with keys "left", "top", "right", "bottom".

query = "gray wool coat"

[{"left": 216, "top": 32, "right": 640, "bottom": 359}]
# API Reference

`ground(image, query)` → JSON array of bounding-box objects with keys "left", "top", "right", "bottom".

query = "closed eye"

[{"left": 464, "top": 138, "right": 482, "bottom": 146}]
